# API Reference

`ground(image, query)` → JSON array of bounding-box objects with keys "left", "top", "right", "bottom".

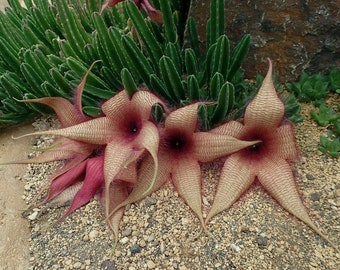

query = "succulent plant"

[
  {"left": 4, "top": 59, "right": 336, "bottom": 250},
  {"left": 319, "top": 132, "right": 340, "bottom": 158},
  {"left": 1, "top": 0, "right": 337, "bottom": 251},
  {"left": 328, "top": 68, "right": 340, "bottom": 94},
  {"left": 285, "top": 72, "right": 329, "bottom": 104},
  {"left": 0, "top": 0, "right": 250, "bottom": 130},
  {"left": 206, "top": 59, "right": 335, "bottom": 249}
]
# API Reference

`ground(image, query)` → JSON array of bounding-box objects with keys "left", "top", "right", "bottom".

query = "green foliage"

[
  {"left": 310, "top": 103, "right": 339, "bottom": 127},
  {"left": 285, "top": 68, "right": 340, "bottom": 158},
  {"left": 285, "top": 69, "right": 340, "bottom": 158},
  {"left": 310, "top": 102, "right": 340, "bottom": 158},
  {"left": 283, "top": 93, "right": 303, "bottom": 123},
  {"left": 328, "top": 68, "right": 340, "bottom": 94},
  {"left": 121, "top": 68, "right": 137, "bottom": 97},
  {"left": 285, "top": 72, "right": 329, "bottom": 103},
  {"left": 0, "top": 0, "right": 124, "bottom": 127},
  {"left": 0, "top": 0, "right": 251, "bottom": 130},
  {"left": 319, "top": 131, "right": 340, "bottom": 158}
]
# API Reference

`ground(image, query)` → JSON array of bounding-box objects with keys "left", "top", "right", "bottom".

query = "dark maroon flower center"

[
  {"left": 248, "top": 141, "right": 263, "bottom": 153},
  {"left": 169, "top": 135, "right": 186, "bottom": 150},
  {"left": 162, "top": 129, "right": 192, "bottom": 155},
  {"left": 120, "top": 112, "right": 142, "bottom": 139},
  {"left": 241, "top": 130, "right": 271, "bottom": 157},
  {"left": 129, "top": 122, "right": 139, "bottom": 134}
]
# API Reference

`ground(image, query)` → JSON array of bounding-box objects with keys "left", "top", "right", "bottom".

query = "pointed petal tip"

[
  {"left": 12, "top": 130, "right": 59, "bottom": 140},
  {"left": 266, "top": 57, "right": 272, "bottom": 72},
  {"left": 100, "top": 1, "right": 110, "bottom": 14},
  {"left": 245, "top": 139, "right": 262, "bottom": 147},
  {"left": 141, "top": 156, "right": 158, "bottom": 196},
  {"left": 11, "top": 133, "right": 34, "bottom": 140},
  {"left": 263, "top": 57, "right": 273, "bottom": 84},
  {"left": 244, "top": 57, "right": 284, "bottom": 128}
]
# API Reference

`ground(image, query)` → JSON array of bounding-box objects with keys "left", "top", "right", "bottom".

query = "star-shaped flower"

[
  {"left": 206, "top": 58, "right": 334, "bottom": 248},
  {"left": 6, "top": 67, "right": 98, "bottom": 202},
  {"left": 107, "top": 103, "right": 258, "bottom": 234},
  {"left": 17, "top": 90, "right": 164, "bottom": 218}
]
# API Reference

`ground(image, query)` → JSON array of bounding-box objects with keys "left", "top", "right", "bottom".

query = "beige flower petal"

[
  {"left": 101, "top": 90, "right": 130, "bottom": 119},
  {"left": 258, "top": 157, "right": 336, "bottom": 249},
  {"left": 103, "top": 141, "right": 138, "bottom": 216},
  {"left": 102, "top": 90, "right": 164, "bottom": 122},
  {"left": 165, "top": 103, "right": 199, "bottom": 132},
  {"left": 210, "top": 120, "right": 244, "bottom": 137},
  {"left": 132, "top": 90, "right": 166, "bottom": 120},
  {"left": 104, "top": 182, "right": 129, "bottom": 247},
  {"left": 17, "top": 97, "right": 86, "bottom": 127},
  {"left": 14, "top": 117, "right": 115, "bottom": 144},
  {"left": 107, "top": 155, "right": 170, "bottom": 228},
  {"left": 134, "top": 121, "right": 159, "bottom": 194},
  {"left": 271, "top": 123, "right": 299, "bottom": 161},
  {"left": 244, "top": 58, "right": 285, "bottom": 129},
  {"left": 171, "top": 158, "right": 205, "bottom": 230},
  {"left": 193, "top": 132, "right": 260, "bottom": 162},
  {"left": 73, "top": 61, "right": 99, "bottom": 119},
  {"left": 205, "top": 153, "right": 255, "bottom": 225}
]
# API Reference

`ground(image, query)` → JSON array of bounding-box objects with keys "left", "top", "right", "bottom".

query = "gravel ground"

[{"left": 21, "top": 96, "right": 339, "bottom": 270}]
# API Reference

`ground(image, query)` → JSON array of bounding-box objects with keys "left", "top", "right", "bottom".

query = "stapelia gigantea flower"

[
  {"left": 16, "top": 90, "right": 164, "bottom": 218},
  {"left": 101, "top": 0, "right": 163, "bottom": 23},
  {"left": 47, "top": 153, "right": 136, "bottom": 227},
  {"left": 206, "top": 58, "right": 335, "bottom": 248},
  {"left": 107, "top": 103, "right": 259, "bottom": 234},
  {"left": 5, "top": 68, "right": 97, "bottom": 202}
]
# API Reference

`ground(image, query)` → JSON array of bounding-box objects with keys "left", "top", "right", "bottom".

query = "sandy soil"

[
  {"left": 0, "top": 1, "right": 30, "bottom": 269},
  {"left": 0, "top": 123, "right": 33, "bottom": 270},
  {"left": 8, "top": 97, "right": 338, "bottom": 270},
  {"left": 0, "top": 1, "right": 338, "bottom": 269}
]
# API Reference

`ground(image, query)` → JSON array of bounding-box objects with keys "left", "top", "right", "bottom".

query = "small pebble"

[
  {"left": 27, "top": 211, "right": 39, "bottom": 221},
  {"left": 256, "top": 235, "right": 268, "bottom": 248},
  {"left": 122, "top": 227, "right": 132, "bottom": 237},
  {"left": 89, "top": 230, "right": 99, "bottom": 240},
  {"left": 181, "top": 218, "right": 189, "bottom": 225},
  {"left": 73, "top": 262, "right": 82, "bottom": 269},
  {"left": 83, "top": 234, "right": 89, "bottom": 242},
  {"left": 147, "top": 234, "right": 155, "bottom": 242},
  {"left": 130, "top": 244, "right": 142, "bottom": 254},
  {"left": 139, "top": 239, "right": 146, "bottom": 247},
  {"left": 306, "top": 174, "right": 315, "bottom": 180},
  {"left": 147, "top": 260, "right": 156, "bottom": 269},
  {"left": 145, "top": 197, "right": 157, "bottom": 206},
  {"left": 310, "top": 192, "right": 320, "bottom": 201},
  {"left": 240, "top": 227, "right": 250, "bottom": 233},
  {"left": 31, "top": 232, "right": 41, "bottom": 239},
  {"left": 202, "top": 197, "right": 209, "bottom": 206},
  {"left": 120, "top": 237, "right": 129, "bottom": 244},
  {"left": 101, "top": 260, "right": 116, "bottom": 270},
  {"left": 230, "top": 243, "right": 240, "bottom": 252}
]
